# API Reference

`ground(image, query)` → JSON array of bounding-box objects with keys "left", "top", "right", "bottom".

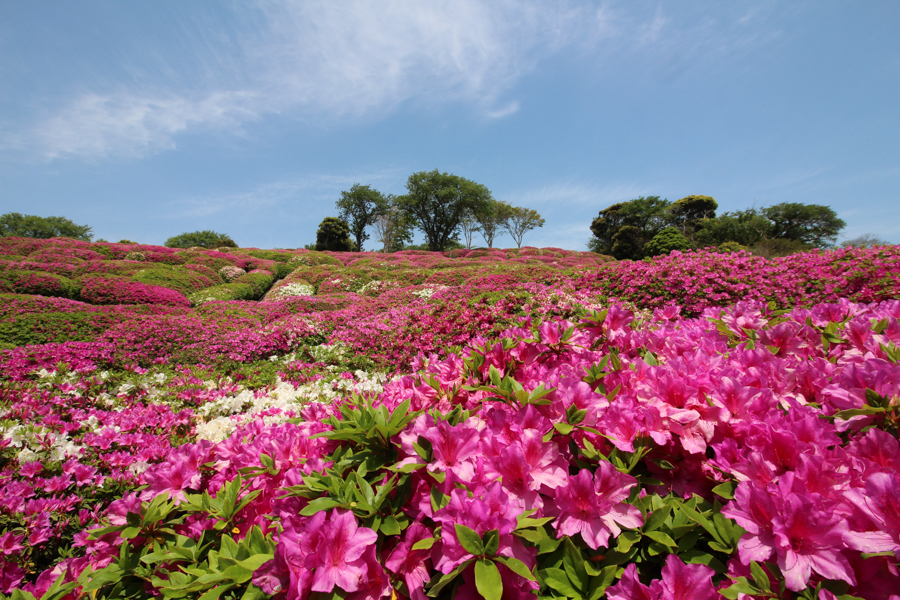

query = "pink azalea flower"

[
  {"left": 309, "top": 510, "right": 378, "bottom": 594},
  {"left": 552, "top": 463, "right": 643, "bottom": 550},
  {"left": 844, "top": 472, "right": 900, "bottom": 560},
  {"left": 607, "top": 556, "right": 717, "bottom": 600},
  {"left": 385, "top": 522, "right": 433, "bottom": 600}
]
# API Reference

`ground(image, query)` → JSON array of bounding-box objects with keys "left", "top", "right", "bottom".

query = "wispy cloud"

[
  {"left": 174, "top": 168, "right": 403, "bottom": 218},
  {"left": 18, "top": 0, "right": 788, "bottom": 161}
]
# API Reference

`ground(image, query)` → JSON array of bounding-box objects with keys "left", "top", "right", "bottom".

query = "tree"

[
  {"left": 694, "top": 209, "right": 771, "bottom": 247},
  {"left": 315, "top": 217, "right": 353, "bottom": 251},
  {"left": 457, "top": 209, "right": 479, "bottom": 250},
  {"left": 474, "top": 199, "right": 512, "bottom": 248},
  {"left": 336, "top": 184, "right": 390, "bottom": 252},
  {"left": 165, "top": 230, "right": 236, "bottom": 249},
  {"left": 610, "top": 226, "right": 644, "bottom": 260},
  {"left": 588, "top": 197, "right": 670, "bottom": 255},
  {"left": 644, "top": 227, "right": 692, "bottom": 256},
  {"left": 505, "top": 206, "right": 545, "bottom": 248},
  {"left": 395, "top": 170, "right": 493, "bottom": 252},
  {"left": 0, "top": 212, "right": 93, "bottom": 241},
  {"left": 669, "top": 195, "right": 717, "bottom": 242},
  {"left": 372, "top": 206, "right": 414, "bottom": 253},
  {"left": 760, "top": 202, "right": 845, "bottom": 247}
]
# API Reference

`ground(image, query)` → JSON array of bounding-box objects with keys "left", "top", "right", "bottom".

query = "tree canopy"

[
  {"left": 396, "top": 170, "right": 493, "bottom": 252},
  {"left": 315, "top": 217, "right": 353, "bottom": 252},
  {"left": 336, "top": 184, "right": 390, "bottom": 252},
  {"left": 164, "top": 230, "right": 237, "bottom": 249},
  {"left": 505, "top": 206, "right": 545, "bottom": 248},
  {"left": 474, "top": 199, "right": 513, "bottom": 248},
  {"left": 0, "top": 213, "right": 93, "bottom": 241}
]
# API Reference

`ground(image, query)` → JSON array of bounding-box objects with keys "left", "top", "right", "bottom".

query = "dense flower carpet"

[{"left": 0, "top": 236, "right": 899, "bottom": 599}]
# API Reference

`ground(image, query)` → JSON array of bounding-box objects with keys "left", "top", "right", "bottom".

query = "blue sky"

[{"left": 1, "top": 1, "right": 898, "bottom": 250}]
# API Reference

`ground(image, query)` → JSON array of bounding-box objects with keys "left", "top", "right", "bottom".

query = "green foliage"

[
  {"left": 644, "top": 227, "right": 692, "bottom": 257},
  {"left": 715, "top": 241, "right": 748, "bottom": 253},
  {"left": 589, "top": 197, "right": 670, "bottom": 256},
  {"left": 669, "top": 195, "right": 717, "bottom": 227},
  {"left": 131, "top": 267, "right": 217, "bottom": 296},
  {"left": 749, "top": 238, "right": 812, "bottom": 259},
  {"left": 231, "top": 272, "right": 275, "bottom": 298},
  {"left": 0, "top": 311, "right": 128, "bottom": 346},
  {"left": 505, "top": 205, "right": 545, "bottom": 248},
  {"left": 188, "top": 283, "right": 257, "bottom": 306},
  {"left": 0, "top": 270, "right": 81, "bottom": 299},
  {"left": 372, "top": 205, "right": 416, "bottom": 253},
  {"left": 396, "top": 170, "right": 493, "bottom": 251},
  {"left": 0, "top": 212, "right": 94, "bottom": 241},
  {"left": 82, "top": 478, "right": 275, "bottom": 599},
  {"left": 473, "top": 199, "right": 513, "bottom": 248},
  {"left": 694, "top": 209, "right": 771, "bottom": 247},
  {"left": 610, "top": 226, "right": 645, "bottom": 260},
  {"left": 164, "top": 230, "right": 237, "bottom": 249},
  {"left": 315, "top": 217, "right": 354, "bottom": 252},
  {"left": 760, "top": 202, "right": 845, "bottom": 247},
  {"left": 336, "top": 184, "right": 391, "bottom": 252}
]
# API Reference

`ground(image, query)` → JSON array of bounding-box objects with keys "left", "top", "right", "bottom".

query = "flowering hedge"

[{"left": 0, "top": 237, "right": 898, "bottom": 599}]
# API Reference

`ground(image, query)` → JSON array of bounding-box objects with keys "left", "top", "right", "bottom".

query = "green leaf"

[
  {"left": 430, "top": 487, "right": 450, "bottom": 513},
  {"left": 719, "top": 580, "right": 761, "bottom": 600},
  {"left": 643, "top": 504, "right": 671, "bottom": 531},
  {"left": 483, "top": 529, "right": 500, "bottom": 557},
  {"left": 455, "top": 524, "right": 485, "bottom": 556},
  {"left": 712, "top": 481, "right": 737, "bottom": 500},
  {"left": 475, "top": 559, "right": 503, "bottom": 600},
  {"left": 198, "top": 584, "right": 235, "bottom": 600},
  {"left": 427, "top": 560, "right": 472, "bottom": 597},
  {"left": 495, "top": 556, "right": 537, "bottom": 582},
  {"left": 554, "top": 422, "right": 575, "bottom": 436},
  {"left": 749, "top": 561, "right": 771, "bottom": 593},
  {"left": 643, "top": 530, "right": 677, "bottom": 548},
  {"left": 299, "top": 496, "right": 343, "bottom": 516},
  {"left": 587, "top": 565, "right": 617, "bottom": 600},
  {"left": 562, "top": 537, "right": 588, "bottom": 591},
  {"left": 616, "top": 530, "right": 641, "bottom": 553},
  {"left": 539, "top": 567, "right": 579, "bottom": 598},
  {"left": 412, "top": 537, "right": 436, "bottom": 551},
  {"left": 380, "top": 516, "right": 401, "bottom": 536}
]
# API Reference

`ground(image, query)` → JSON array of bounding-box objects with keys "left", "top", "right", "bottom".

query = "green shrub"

[
  {"left": 0, "top": 311, "right": 128, "bottom": 347},
  {"left": 188, "top": 283, "right": 258, "bottom": 306},
  {"left": 165, "top": 230, "right": 237, "bottom": 249},
  {"left": 273, "top": 263, "right": 294, "bottom": 278},
  {"left": 644, "top": 227, "right": 692, "bottom": 257},
  {"left": 287, "top": 252, "right": 342, "bottom": 267},
  {"left": 131, "top": 266, "right": 217, "bottom": 296},
  {"left": 750, "top": 238, "right": 812, "bottom": 258},
  {"left": 0, "top": 270, "right": 81, "bottom": 298},
  {"left": 715, "top": 241, "right": 748, "bottom": 253},
  {"left": 233, "top": 271, "right": 275, "bottom": 298}
]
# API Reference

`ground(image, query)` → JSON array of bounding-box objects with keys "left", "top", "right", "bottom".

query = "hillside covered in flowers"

[{"left": 1, "top": 236, "right": 899, "bottom": 599}]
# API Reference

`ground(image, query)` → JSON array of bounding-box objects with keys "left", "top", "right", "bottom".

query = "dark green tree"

[
  {"left": 164, "top": 230, "right": 237, "bottom": 249},
  {"left": 335, "top": 184, "right": 390, "bottom": 252},
  {"left": 589, "top": 196, "right": 671, "bottom": 255},
  {"left": 644, "top": 227, "right": 692, "bottom": 256},
  {"left": 396, "top": 170, "right": 493, "bottom": 251},
  {"left": 314, "top": 217, "right": 353, "bottom": 252},
  {"left": 669, "top": 195, "right": 717, "bottom": 242},
  {"left": 0, "top": 212, "right": 93, "bottom": 241},
  {"left": 760, "top": 202, "right": 845, "bottom": 247},
  {"left": 610, "top": 225, "right": 645, "bottom": 260},
  {"left": 694, "top": 209, "right": 771, "bottom": 247}
]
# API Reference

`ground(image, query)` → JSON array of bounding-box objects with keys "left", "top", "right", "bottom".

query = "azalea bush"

[{"left": 0, "top": 237, "right": 898, "bottom": 599}]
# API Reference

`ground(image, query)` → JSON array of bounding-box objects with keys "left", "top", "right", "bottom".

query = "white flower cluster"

[
  {"left": 267, "top": 282, "right": 316, "bottom": 299},
  {"left": 194, "top": 369, "right": 391, "bottom": 443},
  {"left": 2, "top": 424, "right": 83, "bottom": 463},
  {"left": 218, "top": 266, "right": 246, "bottom": 282},
  {"left": 412, "top": 285, "right": 447, "bottom": 299}
]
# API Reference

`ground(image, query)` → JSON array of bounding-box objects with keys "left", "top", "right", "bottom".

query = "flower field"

[{"left": 1, "top": 236, "right": 899, "bottom": 600}]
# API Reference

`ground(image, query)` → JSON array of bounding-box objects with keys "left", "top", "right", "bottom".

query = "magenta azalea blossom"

[
  {"left": 606, "top": 556, "right": 717, "bottom": 600},
  {"left": 552, "top": 463, "right": 643, "bottom": 549}
]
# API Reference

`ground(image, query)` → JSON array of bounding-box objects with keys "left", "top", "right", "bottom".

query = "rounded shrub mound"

[
  {"left": 79, "top": 275, "right": 190, "bottom": 307},
  {"left": 644, "top": 226, "right": 692, "bottom": 257},
  {"left": 0, "top": 270, "right": 80, "bottom": 298},
  {"left": 188, "top": 283, "right": 258, "bottom": 306},
  {"left": 232, "top": 270, "right": 276, "bottom": 298},
  {"left": 130, "top": 266, "right": 217, "bottom": 296}
]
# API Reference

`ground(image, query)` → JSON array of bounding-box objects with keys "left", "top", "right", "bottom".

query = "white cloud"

[
  {"left": 22, "top": 0, "right": 787, "bottom": 161},
  {"left": 35, "top": 91, "right": 258, "bottom": 160},
  {"left": 174, "top": 169, "right": 403, "bottom": 218}
]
